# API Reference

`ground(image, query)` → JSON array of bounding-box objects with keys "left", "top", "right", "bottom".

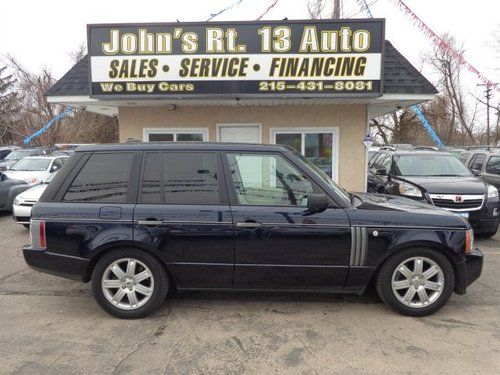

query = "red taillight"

[{"left": 30, "top": 219, "right": 46, "bottom": 250}]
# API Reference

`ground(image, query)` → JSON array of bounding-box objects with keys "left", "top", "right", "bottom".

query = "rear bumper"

[
  {"left": 23, "top": 247, "right": 89, "bottom": 282},
  {"left": 454, "top": 248, "right": 484, "bottom": 295}
]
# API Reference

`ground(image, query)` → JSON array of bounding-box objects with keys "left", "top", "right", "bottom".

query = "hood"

[
  {"left": 395, "top": 176, "right": 486, "bottom": 195},
  {"left": 17, "top": 183, "right": 48, "bottom": 201},
  {"left": 3, "top": 170, "right": 48, "bottom": 184},
  {"left": 349, "top": 192, "right": 468, "bottom": 229}
]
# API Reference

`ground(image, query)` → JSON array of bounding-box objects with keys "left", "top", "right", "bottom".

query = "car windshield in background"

[
  {"left": 11, "top": 158, "right": 50, "bottom": 171},
  {"left": 5, "top": 150, "right": 34, "bottom": 160},
  {"left": 394, "top": 155, "right": 472, "bottom": 177}
]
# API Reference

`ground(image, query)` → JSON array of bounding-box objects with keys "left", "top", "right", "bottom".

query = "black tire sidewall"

[
  {"left": 376, "top": 247, "right": 455, "bottom": 317},
  {"left": 91, "top": 248, "right": 168, "bottom": 319}
]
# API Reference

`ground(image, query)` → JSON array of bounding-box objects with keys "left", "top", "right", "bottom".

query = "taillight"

[
  {"left": 465, "top": 229, "right": 474, "bottom": 254},
  {"left": 30, "top": 219, "right": 46, "bottom": 250}
]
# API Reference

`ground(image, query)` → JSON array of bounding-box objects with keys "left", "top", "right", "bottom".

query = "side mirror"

[
  {"left": 471, "top": 169, "right": 481, "bottom": 176},
  {"left": 51, "top": 165, "right": 59, "bottom": 172},
  {"left": 375, "top": 168, "right": 388, "bottom": 176},
  {"left": 307, "top": 193, "right": 329, "bottom": 213},
  {"left": 0, "top": 172, "right": 6, "bottom": 181},
  {"left": 6, "top": 165, "right": 11, "bottom": 170}
]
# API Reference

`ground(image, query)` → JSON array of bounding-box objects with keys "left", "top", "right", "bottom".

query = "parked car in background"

[
  {"left": 458, "top": 148, "right": 500, "bottom": 190},
  {"left": 4, "top": 156, "right": 68, "bottom": 185},
  {"left": 0, "top": 147, "right": 52, "bottom": 171},
  {"left": 13, "top": 173, "right": 57, "bottom": 227},
  {"left": 23, "top": 143, "right": 482, "bottom": 319},
  {"left": 0, "top": 146, "right": 20, "bottom": 161},
  {"left": 368, "top": 149, "right": 499, "bottom": 237},
  {"left": 0, "top": 172, "right": 30, "bottom": 212}
]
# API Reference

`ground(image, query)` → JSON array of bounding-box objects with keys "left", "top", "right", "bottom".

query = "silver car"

[
  {"left": 4, "top": 156, "right": 68, "bottom": 185},
  {"left": 13, "top": 173, "right": 56, "bottom": 227}
]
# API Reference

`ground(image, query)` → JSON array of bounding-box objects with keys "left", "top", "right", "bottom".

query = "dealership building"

[{"left": 46, "top": 19, "right": 436, "bottom": 192}]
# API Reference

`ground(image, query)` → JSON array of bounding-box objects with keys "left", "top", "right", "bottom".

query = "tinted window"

[
  {"left": 486, "top": 156, "right": 500, "bottom": 175},
  {"left": 370, "top": 153, "right": 385, "bottom": 170},
  {"left": 63, "top": 153, "right": 134, "bottom": 202},
  {"left": 469, "top": 154, "right": 486, "bottom": 171},
  {"left": 140, "top": 152, "right": 221, "bottom": 204},
  {"left": 227, "top": 153, "right": 316, "bottom": 207},
  {"left": 379, "top": 154, "right": 392, "bottom": 172}
]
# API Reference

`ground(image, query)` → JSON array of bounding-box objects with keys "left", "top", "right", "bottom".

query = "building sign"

[{"left": 87, "top": 19, "right": 384, "bottom": 98}]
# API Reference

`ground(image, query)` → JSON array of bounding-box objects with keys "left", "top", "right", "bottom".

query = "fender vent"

[{"left": 350, "top": 227, "right": 368, "bottom": 266}]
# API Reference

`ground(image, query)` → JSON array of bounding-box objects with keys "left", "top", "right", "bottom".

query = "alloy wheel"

[
  {"left": 101, "top": 258, "right": 155, "bottom": 310},
  {"left": 391, "top": 256, "right": 445, "bottom": 308}
]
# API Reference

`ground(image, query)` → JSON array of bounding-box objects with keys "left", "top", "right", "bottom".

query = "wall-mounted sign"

[{"left": 87, "top": 19, "right": 385, "bottom": 98}]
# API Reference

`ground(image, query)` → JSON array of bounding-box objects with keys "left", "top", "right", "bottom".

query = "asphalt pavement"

[{"left": 0, "top": 212, "right": 499, "bottom": 374}]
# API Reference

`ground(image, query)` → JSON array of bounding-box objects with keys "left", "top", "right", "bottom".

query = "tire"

[
  {"left": 376, "top": 247, "right": 455, "bottom": 317},
  {"left": 91, "top": 248, "right": 169, "bottom": 319},
  {"left": 476, "top": 221, "right": 498, "bottom": 239}
]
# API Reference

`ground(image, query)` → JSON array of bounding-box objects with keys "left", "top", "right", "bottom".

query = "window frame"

[
  {"left": 221, "top": 150, "right": 338, "bottom": 208},
  {"left": 137, "top": 150, "right": 229, "bottom": 206},
  {"left": 143, "top": 128, "right": 209, "bottom": 142},
  {"left": 270, "top": 127, "right": 339, "bottom": 182}
]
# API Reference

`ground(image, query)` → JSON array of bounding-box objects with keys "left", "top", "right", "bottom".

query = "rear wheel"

[
  {"left": 91, "top": 248, "right": 168, "bottom": 319},
  {"left": 376, "top": 248, "right": 454, "bottom": 316}
]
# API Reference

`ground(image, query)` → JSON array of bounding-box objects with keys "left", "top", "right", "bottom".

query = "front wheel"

[
  {"left": 91, "top": 248, "right": 169, "bottom": 319},
  {"left": 376, "top": 248, "right": 455, "bottom": 316}
]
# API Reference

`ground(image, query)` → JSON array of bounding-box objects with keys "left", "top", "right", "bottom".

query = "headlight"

[
  {"left": 487, "top": 184, "right": 499, "bottom": 198},
  {"left": 13, "top": 196, "right": 22, "bottom": 206},
  {"left": 398, "top": 181, "right": 423, "bottom": 197},
  {"left": 465, "top": 228, "right": 474, "bottom": 254}
]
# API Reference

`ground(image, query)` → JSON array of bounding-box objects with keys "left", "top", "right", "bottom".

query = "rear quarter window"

[
  {"left": 63, "top": 152, "right": 134, "bottom": 202},
  {"left": 486, "top": 156, "right": 500, "bottom": 175}
]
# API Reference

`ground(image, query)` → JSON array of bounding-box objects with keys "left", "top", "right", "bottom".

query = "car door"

[
  {"left": 223, "top": 151, "right": 351, "bottom": 290},
  {"left": 133, "top": 151, "right": 234, "bottom": 289},
  {"left": 482, "top": 155, "right": 500, "bottom": 188}
]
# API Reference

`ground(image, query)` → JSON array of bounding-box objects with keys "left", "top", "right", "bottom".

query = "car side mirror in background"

[
  {"left": 471, "top": 169, "right": 481, "bottom": 176},
  {"left": 307, "top": 193, "right": 330, "bottom": 213},
  {"left": 51, "top": 165, "right": 59, "bottom": 172},
  {"left": 375, "top": 168, "right": 388, "bottom": 176}
]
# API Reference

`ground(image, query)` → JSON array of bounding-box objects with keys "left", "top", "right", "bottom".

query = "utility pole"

[
  {"left": 478, "top": 83, "right": 497, "bottom": 145},
  {"left": 332, "top": 0, "right": 341, "bottom": 19}
]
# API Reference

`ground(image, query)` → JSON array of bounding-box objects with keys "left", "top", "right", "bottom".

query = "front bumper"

[
  {"left": 13, "top": 204, "right": 32, "bottom": 224},
  {"left": 23, "top": 247, "right": 89, "bottom": 282},
  {"left": 454, "top": 248, "right": 484, "bottom": 295}
]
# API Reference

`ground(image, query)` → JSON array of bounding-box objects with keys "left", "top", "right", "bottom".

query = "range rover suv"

[
  {"left": 368, "top": 149, "right": 499, "bottom": 237},
  {"left": 23, "top": 143, "right": 482, "bottom": 319}
]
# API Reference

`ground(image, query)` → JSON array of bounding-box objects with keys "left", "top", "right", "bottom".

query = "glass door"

[{"left": 274, "top": 130, "right": 336, "bottom": 180}]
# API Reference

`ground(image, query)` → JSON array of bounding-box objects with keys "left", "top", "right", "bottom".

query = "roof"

[
  {"left": 47, "top": 40, "right": 437, "bottom": 97},
  {"left": 76, "top": 142, "right": 291, "bottom": 153}
]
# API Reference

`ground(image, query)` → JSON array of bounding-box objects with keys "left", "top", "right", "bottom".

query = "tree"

[{"left": 0, "top": 66, "right": 20, "bottom": 145}]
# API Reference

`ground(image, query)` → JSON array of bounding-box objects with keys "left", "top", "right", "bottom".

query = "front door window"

[{"left": 274, "top": 130, "right": 335, "bottom": 180}]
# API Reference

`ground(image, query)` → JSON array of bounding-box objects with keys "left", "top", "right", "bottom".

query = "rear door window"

[
  {"left": 486, "top": 156, "right": 500, "bottom": 175},
  {"left": 469, "top": 154, "right": 486, "bottom": 171},
  {"left": 140, "top": 152, "right": 222, "bottom": 204},
  {"left": 63, "top": 153, "right": 134, "bottom": 202}
]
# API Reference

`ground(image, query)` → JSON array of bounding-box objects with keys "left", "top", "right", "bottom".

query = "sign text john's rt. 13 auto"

[{"left": 87, "top": 19, "right": 385, "bottom": 98}]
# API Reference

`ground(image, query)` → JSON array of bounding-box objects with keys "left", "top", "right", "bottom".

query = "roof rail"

[{"left": 414, "top": 146, "right": 439, "bottom": 151}]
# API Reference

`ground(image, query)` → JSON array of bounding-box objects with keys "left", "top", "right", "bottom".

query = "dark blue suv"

[{"left": 23, "top": 143, "right": 483, "bottom": 318}]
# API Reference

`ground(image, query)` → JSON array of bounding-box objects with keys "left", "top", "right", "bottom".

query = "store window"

[
  {"left": 272, "top": 129, "right": 337, "bottom": 180},
  {"left": 144, "top": 128, "right": 208, "bottom": 142}
]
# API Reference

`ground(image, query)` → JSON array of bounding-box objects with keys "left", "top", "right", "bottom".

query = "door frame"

[
  {"left": 270, "top": 127, "right": 340, "bottom": 182},
  {"left": 216, "top": 123, "right": 262, "bottom": 143}
]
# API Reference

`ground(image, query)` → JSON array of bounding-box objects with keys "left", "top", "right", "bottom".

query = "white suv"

[{"left": 4, "top": 156, "right": 68, "bottom": 185}]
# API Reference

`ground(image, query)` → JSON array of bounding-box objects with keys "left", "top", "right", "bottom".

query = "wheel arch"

[{"left": 83, "top": 241, "right": 174, "bottom": 287}]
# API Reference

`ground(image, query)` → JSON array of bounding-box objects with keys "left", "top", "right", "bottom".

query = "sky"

[{"left": 0, "top": 0, "right": 498, "bottom": 116}]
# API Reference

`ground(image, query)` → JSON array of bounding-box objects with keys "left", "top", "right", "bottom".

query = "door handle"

[
  {"left": 236, "top": 222, "right": 263, "bottom": 228},
  {"left": 136, "top": 219, "right": 163, "bottom": 226}
]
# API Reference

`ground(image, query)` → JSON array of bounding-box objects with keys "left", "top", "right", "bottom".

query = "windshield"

[
  {"left": 11, "top": 158, "right": 50, "bottom": 171},
  {"left": 292, "top": 151, "right": 351, "bottom": 203},
  {"left": 5, "top": 150, "right": 34, "bottom": 160},
  {"left": 394, "top": 154, "right": 472, "bottom": 177}
]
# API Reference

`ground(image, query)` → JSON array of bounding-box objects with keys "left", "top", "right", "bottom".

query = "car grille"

[{"left": 429, "top": 194, "right": 484, "bottom": 211}]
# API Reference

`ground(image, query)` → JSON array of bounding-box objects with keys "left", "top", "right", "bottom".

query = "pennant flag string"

[
  {"left": 391, "top": 0, "right": 497, "bottom": 91},
  {"left": 23, "top": 107, "right": 74, "bottom": 145},
  {"left": 206, "top": 0, "right": 245, "bottom": 21}
]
